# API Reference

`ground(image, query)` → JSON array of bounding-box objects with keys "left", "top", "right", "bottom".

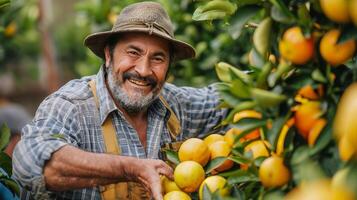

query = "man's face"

[{"left": 104, "top": 32, "right": 170, "bottom": 113}]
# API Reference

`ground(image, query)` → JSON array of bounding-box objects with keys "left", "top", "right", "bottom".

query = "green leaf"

[
  {"left": 310, "top": 118, "right": 332, "bottom": 155},
  {"left": 263, "top": 190, "right": 285, "bottom": 200},
  {"left": 249, "top": 48, "right": 266, "bottom": 69},
  {"left": 219, "top": 90, "right": 242, "bottom": 108},
  {"left": 0, "top": 152, "right": 12, "bottom": 176},
  {"left": 227, "top": 170, "right": 259, "bottom": 184},
  {"left": 232, "top": 118, "right": 267, "bottom": 134},
  {"left": 0, "top": 124, "right": 10, "bottom": 151},
  {"left": 269, "top": 0, "right": 295, "bottom": 24},
  {"left": 230, "top": 79, "right": 251, "bottom": 99},
  {"left": 222, "top": 101, "right": 257, "bottom": 124},
  {"left": 0, "top": 0, "right": 10, "bottom": 9},
  {"left": 291, "top": 159, "right": 326, "bottom": 184},
  {"left": 205, "top": 157, "right": 227, "bottom": 174},
  {"left": 228, "top": 155, "right": 250, "bottom": 165},
  {"left": 250, "top": 88, "right": 287, "bottom": 108},
  {"left": 164, "top": 149, "right": 180, "bottom": 165},
  {"left": 312, "top": 69, "right": 328, "bottom": 83},
  {"left": 253, "top": 17, "right": 272, "bottom": 57},
  {"left": 228, "top": 5, "right": 261, "bottom": 39},
  {"left": 256, "top": 62, "right": 273, "bottom": 89},
  {"left": 1, "top": 177, "right": 20, "bottom": 196},
  {"left": 193, "top": 9, "right": 227, "bottom": 21},
  {"left": 338, "top": 26, "right": 357, "bottom": 44},
  {"left": 202, "top": 183, "right": 213, "bottom": 200}
]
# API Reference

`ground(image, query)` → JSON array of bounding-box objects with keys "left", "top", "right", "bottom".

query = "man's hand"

[{"left": 121, "top": 157, "right": 174, "bottom": 200}]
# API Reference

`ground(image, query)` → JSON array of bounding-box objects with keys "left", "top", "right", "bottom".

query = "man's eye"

[
  {"left": 128, "top": 51, "right": 139, "bottom": 56},
  {"left": 153, "top": 57, "right": 164, "bottom": 62}
]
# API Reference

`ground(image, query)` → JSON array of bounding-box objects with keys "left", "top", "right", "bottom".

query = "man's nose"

[{"left": 135, "top": 57, "right": 152, "bottom": 77}]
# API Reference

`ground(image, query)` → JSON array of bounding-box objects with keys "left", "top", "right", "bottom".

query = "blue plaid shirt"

[{"left": 13, "top": 66, "right": 228, "bottom": 199}]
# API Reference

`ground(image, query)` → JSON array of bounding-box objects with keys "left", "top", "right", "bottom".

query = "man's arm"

[{"left": 44, "top": 145, "right": 173, "bottom": 199}]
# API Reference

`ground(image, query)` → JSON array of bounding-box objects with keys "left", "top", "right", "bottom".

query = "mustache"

[{"left": 123, "top": 72, "right": 157, "bottom": 87}]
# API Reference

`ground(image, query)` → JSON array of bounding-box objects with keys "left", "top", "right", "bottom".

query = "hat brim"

[{"left": 84, "top": 28, "right": 196, "bottom": 62}]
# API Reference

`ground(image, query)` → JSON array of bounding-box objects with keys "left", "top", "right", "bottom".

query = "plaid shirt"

[{"left": 13, "top": 66, "right": 228, "bottom": 200}]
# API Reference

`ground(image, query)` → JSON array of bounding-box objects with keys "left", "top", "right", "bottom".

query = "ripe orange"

[
  {"left": 294, "top": 101, "right": 323, "bottom": 139},
  {"left": 308, "top": 118, "right": 327, "bottom": 146},
  {"left": 334, "top": 83, "right": 357, "bottom": 147},
  {"left": 209, "top": 141, "right": 234, "bottom": 172},
  {"left": 241, "top": 140, "right": 270, "bottom": 170},
  {"left": 224, "top": 128, "right": 241, "bottom": 147},
  {"left": 199, "top": 176, "right": 230, "bottom": 200},
  {"left": 350, "top": 0, "right": 357, "bottom": 25},
  {"left": 244, "top": 140, "right": 270, "bottom": 158},
  {"left": 259, "top": 155, "right": 290, "bottom": 187},
  {"left": 319, "top": 0, "right": 350, "bottom": 23},
  {"left": 161, "top": 176, "right": 181, "bottom": 194},
  {"left": 4, "top": 21, "right": 17, "bottom": 37},
  {"left": 203, "top": 134, "right": 224, "bottom": 147},
  {"left": 232, "top": 110, "right": 262, "bottom": 141},
  {"left": 319, "top": 29, "right": 356, "bottom": 66},
  {"left": 178, "top": 138, "right": 210, "bottom": 166},
  {"left": 279, "top": 26, "right": 314, "bottom": 65},
  {"left": 285, "top": 180, "right": 355, "bottom": 200},
  {"left": 163, "top": 191, "right": 191, "bottom": 200},
  {"left": 338, "top": 136, "right": 355, "bottom": 161},
  {"left": 297, "top": 85, "right": 320, "bottom": 100},
  {"left": 174, "top": 161, "right": 205, "bottom": 193}
]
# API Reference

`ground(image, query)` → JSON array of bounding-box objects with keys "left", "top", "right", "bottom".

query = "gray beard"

[{"left": 106, "top": 65, "right": 161, "bottom": 114}]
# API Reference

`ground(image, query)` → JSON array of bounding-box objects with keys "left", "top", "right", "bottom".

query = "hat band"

[{"left": 113, "top": 21, "right": 173, "bottom": 38}]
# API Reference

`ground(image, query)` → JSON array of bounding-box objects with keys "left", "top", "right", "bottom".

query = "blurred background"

[{"left": 0, "top": 0, "right": 252, "bottom": 116}]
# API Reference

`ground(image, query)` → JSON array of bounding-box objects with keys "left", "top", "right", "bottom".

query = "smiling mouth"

[{"left": 128, "top": 78, "right": 151, "bottom": 87}]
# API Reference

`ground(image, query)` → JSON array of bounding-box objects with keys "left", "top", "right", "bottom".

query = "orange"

[
  {"left": 244, "top": 140, "right": 270, "bottom": 158},
  {"left": 4, "top": 21, "right": 17, "bottom": 37},
  {"left": 174, "top": 161, "right": 205, "bottom": 193},
  {"left": 161, "top": 176, "right": 181, "bottom": 194},
  {"left": 350, "top": 0, "right": 357, "bottom": 25},
  {"left": 224, "top": 128, "right": 242, "bottom": 147},
  {"left": 178, "top": 138, "right": 210, "bottom": 166},
  {"left": 320, "top": 29, "right": 356, "bottom": 66},
  {"left": 203, "top": 134, "right": 224, "bottom": 147},
  {"left": 199, "top": 176, "right": 230, "bottom": 200},
  {"left": 163, "top": 191, "right": 191, "bottom": 200},
  {"left": 294, "top": 101, "right": 323, "bottom": 139},
  {"left": 259, "top": 155, "right": 290, "bottom": 188},
  {"left": 209, "top": 141, "right": 234, "bottom": 172},
  {"left": 241, "top": 140, "right": 270, "bottom": 170},
  {"left": 320, "top": 0, "right": 350, "bottom": 23},
  {"left": 338, "top": 136, "right": 355, "bottom": 161},
  {"left": 308, "top": 118, "right": 327, "bottom": 147},
  {"left": 286, "top": 180, "right": 355, "bottom": 200},
  {"left": 233, "top": 110, "right": 262, "bottom": 122},
  {"left": 334, "top": 83, "right": 357, "bottom": 147},
  {"left": 279, "top": 26, "right": 314, "bottom": 65},
  {"left": 297, "top": 85, "right": 320, "bottom": 100},
  {"left": 232, "top": 110, "right": 262, "bottom": 141}
]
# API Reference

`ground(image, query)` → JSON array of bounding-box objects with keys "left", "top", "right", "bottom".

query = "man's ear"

[{"left": 104, "top": 46, "right": 111, "bottom": 67}]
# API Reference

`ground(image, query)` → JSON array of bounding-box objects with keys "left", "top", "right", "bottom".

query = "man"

[{"left": 13, "top": 2, "right": 228, "bottom": 200}]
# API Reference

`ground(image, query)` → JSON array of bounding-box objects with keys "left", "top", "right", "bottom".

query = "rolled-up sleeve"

[{"left": 12, "top": 95, "right": 80, "bottom": 197}]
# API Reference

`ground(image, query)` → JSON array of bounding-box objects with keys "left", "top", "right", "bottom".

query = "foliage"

[
  {"left": 188, "top": 0, "right": 357, "bottom": 199},
  {"left": 0, "top": 124, "right": 20, "bottom": 197}
]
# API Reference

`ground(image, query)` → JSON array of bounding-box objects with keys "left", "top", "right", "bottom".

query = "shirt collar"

[{"left": 94, "top": 66, "right": 167, "bottom": 125}]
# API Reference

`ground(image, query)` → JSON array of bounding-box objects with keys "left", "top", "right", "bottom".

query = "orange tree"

[{"left": 174, "top": 0, "right": 357, "bottom": 199}]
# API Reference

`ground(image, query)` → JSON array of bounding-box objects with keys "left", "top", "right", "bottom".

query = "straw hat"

[{"left": 84, "top": 1, "right": 196, "bottom": 61}]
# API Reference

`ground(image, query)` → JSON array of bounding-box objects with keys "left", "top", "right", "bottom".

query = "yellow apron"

[{"left": 89, "top": 80, "right": 181, "bottom": 200}]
